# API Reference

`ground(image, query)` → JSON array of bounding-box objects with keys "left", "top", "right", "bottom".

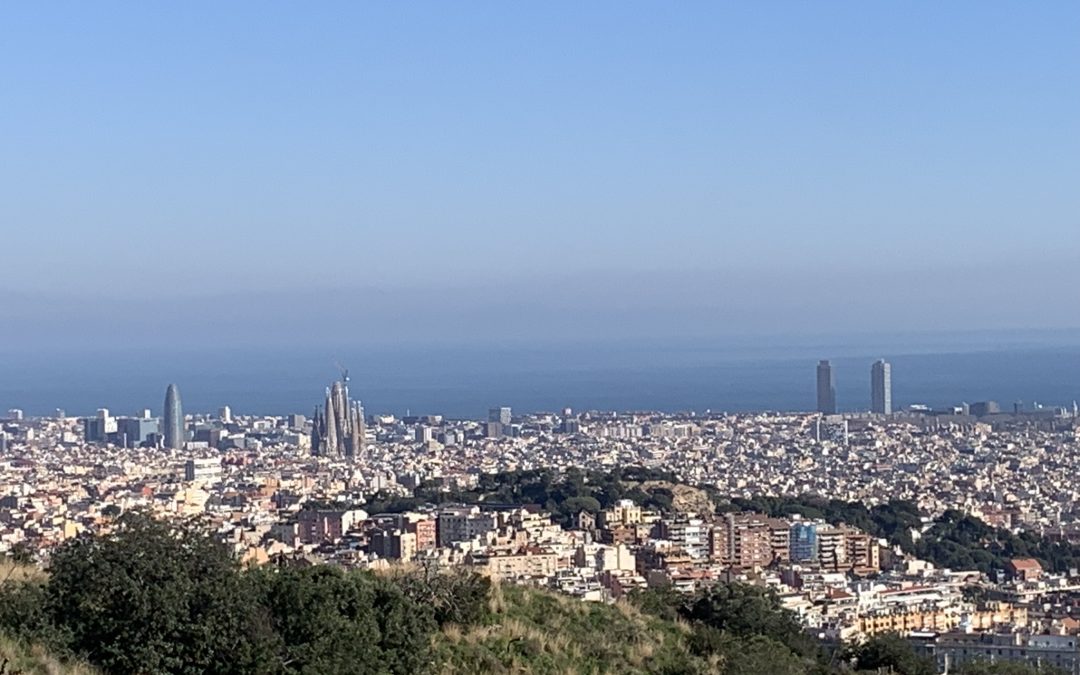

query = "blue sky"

[{"left": 2, "top": 2, "right": 1078, "bottom": 348}]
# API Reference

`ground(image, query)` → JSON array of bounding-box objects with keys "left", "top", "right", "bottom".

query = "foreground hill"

[
  {"left": 0, "top": 635, "right": 96, "bottom": 675},
  {"left": 0, "top": 512, "right": 817, "bottom": 674},
  {"left": 433, "top": 582, "right": 716, "bottom": 674},
  {"left": 1, "top": 507, "right": 1062, "bottom": 674}
]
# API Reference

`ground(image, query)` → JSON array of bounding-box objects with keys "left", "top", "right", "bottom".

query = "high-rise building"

[
  {"left": 311, "top": 373, "right": 365, "bottom": 458},
  {"left": 871, "top": 359, "right": 892, "bottom": 414},
  {"left": 118, "top": 416, "right": 159, "bottom": 448},
  {"left": 710, "top": 513, "right": 790, "bottom": 570},
  {"left": 816, "top": 525, "right": 848, "bottom": 572},
  {"left": 415, "top": 425, "right": 434, "bottom": 443},
  {"left": 969, "top": 400, "right": 1001, "bottom": 417},
  {"left": 83, "top": 408, "right": 113, "bottom": 443},
  {"left": 560, "top": 407, "right": 579, "bottom": 433},
  {"left": 816, "top": 360, "right": 837, "bottom": 414},
  {"left": 489, "top": 407, "right": 512, "bottom": 426},
  {"left": 163, "top": 383, "right": 185, "bottom": 449},
  {"left": 790, "top": 522, "right": 819, "bottom": 562}
]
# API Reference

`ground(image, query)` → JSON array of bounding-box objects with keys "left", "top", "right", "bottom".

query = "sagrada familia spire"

[{"left": 311, "top": 371, "right": 365, "bottom": 458}]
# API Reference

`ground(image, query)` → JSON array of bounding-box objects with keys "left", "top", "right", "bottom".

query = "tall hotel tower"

[
  {"left": 816, "top": 360, "right": 837, "bottom": 414},
  {"left": 871, "top": 359, "right": 892, "bottom": 414}
]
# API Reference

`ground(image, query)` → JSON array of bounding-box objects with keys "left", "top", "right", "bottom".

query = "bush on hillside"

[
  {"left": 843, "top": 633, "right": 935, "bottom": 675},
  {"left": 0, "top": 512, "right": 465, "bottom": 674}
]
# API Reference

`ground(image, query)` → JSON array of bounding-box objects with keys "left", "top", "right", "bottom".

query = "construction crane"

[{"left": 333, "top": 360, "right": 350, "bottom": 385}]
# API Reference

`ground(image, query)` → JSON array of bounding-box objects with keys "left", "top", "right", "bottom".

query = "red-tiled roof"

[{"left": 1009, "top": 558, "right": 1043, "bottom": 570}]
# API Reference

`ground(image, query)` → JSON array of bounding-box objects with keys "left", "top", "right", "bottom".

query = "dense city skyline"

[{"left": 5, "top": 363, "right": 1080, "bottom": 673}]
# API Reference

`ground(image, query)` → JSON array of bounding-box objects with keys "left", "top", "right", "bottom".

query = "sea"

[{"left": 1, "top": 333, "right": 1079, "bottom": 419}]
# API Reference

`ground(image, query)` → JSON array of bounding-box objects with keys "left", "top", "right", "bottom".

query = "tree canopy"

[{"left": 0, "top": 512, "right": 479, "bottom": 674}]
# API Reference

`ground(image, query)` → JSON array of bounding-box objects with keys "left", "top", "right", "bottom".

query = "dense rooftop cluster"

[{"left": 3, "top": 404, "right": 1080, "bottom": 672}]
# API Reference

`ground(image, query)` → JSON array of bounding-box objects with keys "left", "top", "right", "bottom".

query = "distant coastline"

[{"left": 1, "top": 336, "right": 1078, "bottom": 419}]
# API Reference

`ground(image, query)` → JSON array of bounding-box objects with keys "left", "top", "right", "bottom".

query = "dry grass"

[
  {"left": 0, "top": 637, "right": 97, "bottom": 675},
  {"left": 626, "top": 640, "right": 655, "bottom": 666},
  {"left": 369, "top": 560, "right": 421, "bottom": 578},
  {"left": 434, "top": 584, "right": 719, "bottom": 675},
  {"left": 441, "top": 623, "right": 464, "bottom": 643},
  {"left": 613, "top": 598, "right": 642, "bottom": 620},
  {"left": 487, "top": 577, "right": 507, "bottom": 614},
  {"left": 0, "top": 561, "right": 47, "bottom": 584}
]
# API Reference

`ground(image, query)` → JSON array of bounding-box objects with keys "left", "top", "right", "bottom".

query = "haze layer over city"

[
  {"left": 4, "top": 4, "right": 1078, "bottom": 419},
  {"left": 3, "top": 3, "right": 1080, "bottom": 675}
]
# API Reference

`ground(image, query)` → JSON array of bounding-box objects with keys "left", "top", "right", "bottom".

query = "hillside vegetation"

[
  {"left": 1, "top": 486, "right": 1070, "bottom": 674},
  {"left": 0, "top": 636, "right": 97, "bottom": 675},
  {"left": 0, "top": 559, "right": 46, "bottom": 584},
  {"left": 433, "top": 583, "right": 714, "bottom": 674},
  {"left": 0, "top": 513, "right": 815, "bottom": 674},
  {"left": 0, "top": 512, "right": 826, "bottom": 674}
]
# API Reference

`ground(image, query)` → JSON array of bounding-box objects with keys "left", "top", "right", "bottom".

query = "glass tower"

[{"left": 163, "top": 383, "right": 184, "bottom": 449}]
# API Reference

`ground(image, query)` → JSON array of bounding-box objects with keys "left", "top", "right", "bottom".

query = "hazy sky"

[{"left": 3, "top": 2, "right": 1078, "bottom": 348}]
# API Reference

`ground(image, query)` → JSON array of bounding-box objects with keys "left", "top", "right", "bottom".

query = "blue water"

[{"left": 1, "top": 337, "right": 1078, "bottom": 418}]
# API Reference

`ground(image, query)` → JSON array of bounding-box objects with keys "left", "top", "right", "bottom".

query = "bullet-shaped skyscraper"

[
  {"left": 163, "top": 383, "right": 185, "bottom": 449},
  {"left": 816, "top": 360, "right": 837, "bottom": 414},
  {"left": 871, "top": 359, "right": 892, "bottom": 414}
]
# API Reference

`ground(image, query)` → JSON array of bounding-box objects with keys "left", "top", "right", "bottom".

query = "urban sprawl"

[{"left": 4, "top": 359, "right": 1080, "bottom": 673}]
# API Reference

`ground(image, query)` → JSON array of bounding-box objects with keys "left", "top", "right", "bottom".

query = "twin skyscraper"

[{"left": 816, "top": 359, "right": 892, "bottom": 415}]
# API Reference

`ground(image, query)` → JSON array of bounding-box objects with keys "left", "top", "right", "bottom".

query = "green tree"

[
  {"left": 687, "top": 625, "right": 806, "bottom": 675},
  {"left": 0, "top": 581, "right": 56, "bottom": 647},
  {"left": 562, "top": 495, "right": 602, "bottom": 515},
  {"left": 629, "top": 586, "right": 686, "bottom": 622},
  {"left": 392, "top": 567, "right": 491, "bottom": 627},
  {"left": 251, "top": 565, "right": 435, "bottom": 674},
  {"left": 722, "top": 634, "right": 807, "bottom": 675},
  {"left": 4, "top": 542, "right": 34, "bottom": 566},
  {"left": 681, "top": 583, "right": 818, "bottom": 657},
  {"left": 45, "top": 512, "right": 276, "bottom": 674},
  {"left": 845, "top": 633, "right": 934, "bottom": 675}
]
